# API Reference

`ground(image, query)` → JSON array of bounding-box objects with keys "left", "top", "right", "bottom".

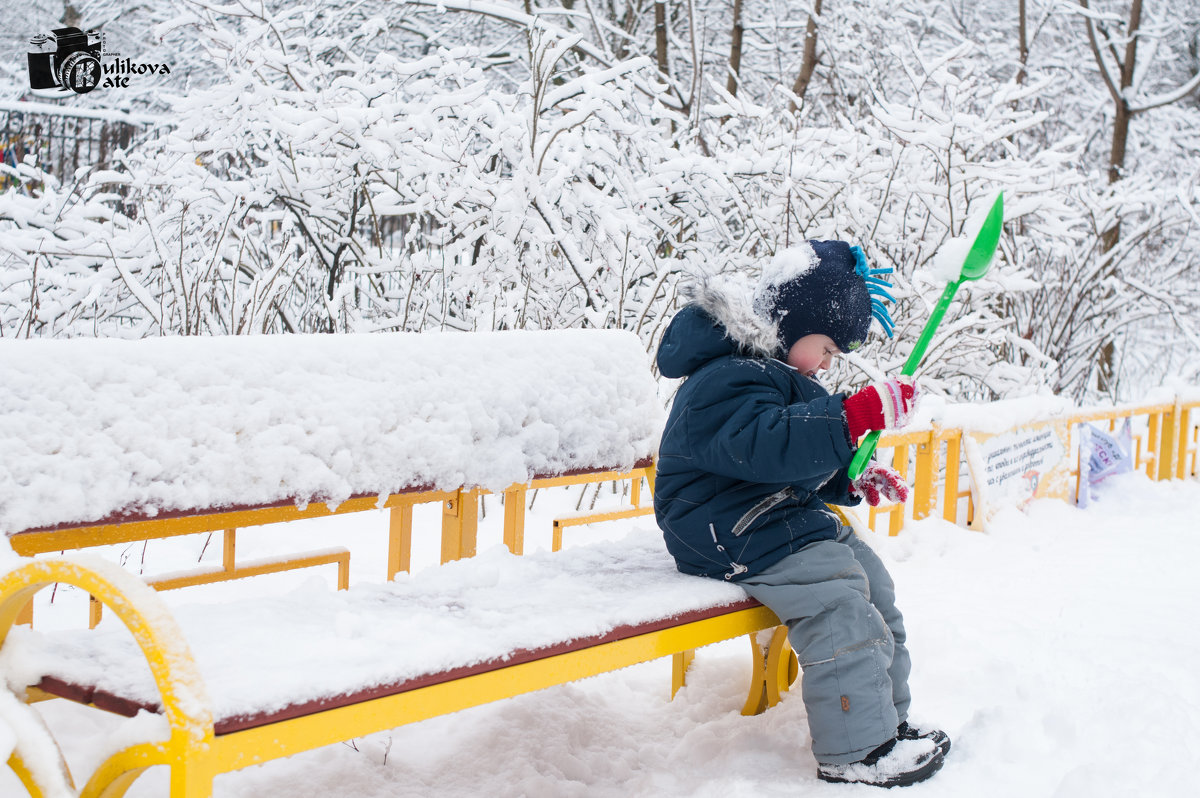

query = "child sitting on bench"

[{"left": 653, "top": 241, "right": 949, "bottom": 788}]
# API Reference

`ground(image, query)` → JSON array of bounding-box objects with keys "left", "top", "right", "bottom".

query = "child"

[{"left": 653, "top": 241, "right": 949, "bottom": 788}]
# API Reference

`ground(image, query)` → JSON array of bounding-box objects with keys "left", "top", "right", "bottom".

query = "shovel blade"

[{"left": 961, "top": 192, "right": 1004, "bottom": 281}]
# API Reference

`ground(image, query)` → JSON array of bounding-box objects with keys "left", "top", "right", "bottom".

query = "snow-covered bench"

[
  {"left": 0, "top": 330, "right": 798, "bottom": 797},
  {"left": 0, "top": 538, "right": 796, "bottom": 797},
  {"left": 1, "top": 330, "right": 660, "bottom": 623}
]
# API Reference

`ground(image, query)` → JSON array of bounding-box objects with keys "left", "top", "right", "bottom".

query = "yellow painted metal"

[
  {"left": 1148, "top": 410, "right": 1164, "bottom": 479},
  {"left": 671, "top": 649, "right": 695, "bottom": 699},
  {"left": 764, "top": 626, "right": 798, "bottom": 708},
  {"left": 742, "top": 634, "right": 770, "bottom": 716},
  {"left": 551, "top": 506, "right": 655, "bottom": 552},
  {"left": 0, "top": 557, "right": 216, "bottom": 798},
  {"left": 210, "top": 604, "right": 783, "bottom": 772},
  {"left": 525, "top": 467, "right": 650, "bottom": 492},
  {"left": 3, "top": 684, "right": 75, "bottom": 798},
  {"left": 502, "top": 486, "right": 527, "bottom": 555},
  {"left": 1158, "top": 405, "right": 1178, "bottom": 481},
  {"left": 21, "top": 686, "right": 57, "bottom": 704},
  {"left": 6, "top": 752, "right": 48, "bottom": 798},
  {"left": 912, "top": 433, "right": 936, "bottom": 521},
  {"left": 440, "top": 488, "right": 481, "bottom": 563},
  {"left": 89, "top": 549, "right": 351, "bottom": 627},
  {"left": 148, "top": 550, "right": 351, "bottom": 592},
  {"left": 942, "top": 431, "right": 963, "bottom": 524},
  {"left": 7, "top": 466, "right": 657, "bottom": 582},
  {"left": 387, "top": 491, "right": 454, "bottom": 579},
  {"left": 80, "top": 744, "right": 161, "bottom": 798},
  {"left": 740, "top": 626, "right": 797, "bottom": 716},
  {"left": 889, "top": 445, "right": 909, "bottom": 536},
  {"left": 387, "top": 502, "right": 413, "bottom": 580},
  {"left": 7, "top": 492, "right": 417, "bottom": 556},
  {"left": 1175, "top": 404, "right": 1193, "bottom": 480}
]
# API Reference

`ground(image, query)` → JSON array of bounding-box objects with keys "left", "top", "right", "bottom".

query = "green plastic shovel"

[{"left": 847, "top": 191, "right": 1005, "bottom": 481}]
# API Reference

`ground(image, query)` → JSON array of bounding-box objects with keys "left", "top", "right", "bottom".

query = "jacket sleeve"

[
  {"left": 817, "top": 467, "right": 861, "bottom": 506},
  {"left": 681, "top": 361, "right": 855, "bottom": 484}
]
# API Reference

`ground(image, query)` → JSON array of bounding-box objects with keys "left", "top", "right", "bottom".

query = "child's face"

[{"left": 786, "top": 334, "right": 840, "bottom": 377}]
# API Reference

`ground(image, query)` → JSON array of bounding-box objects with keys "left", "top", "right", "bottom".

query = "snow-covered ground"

[{"left": 3, "top": 469, "right": 1198, "bottom": 796}]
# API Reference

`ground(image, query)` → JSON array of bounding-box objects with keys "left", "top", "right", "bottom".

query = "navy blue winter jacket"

[{"left": 654, "top": 304, "right": 860, "bottom": 581}]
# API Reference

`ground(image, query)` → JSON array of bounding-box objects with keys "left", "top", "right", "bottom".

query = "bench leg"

[
  {"left": 1, "top": 559, "right": 217, "bottom": 798},
  {"left": 741, "top": 626, "right": 798, "bottom": 716},
  {"left": 671, "top": 649, "right": 695, "bottom": 698},
  {"left": 2, "top": 685, "right": 75, "bottom": 798},
  {"left": 82, "top": 741, "right": 216, "bottom": 798}
]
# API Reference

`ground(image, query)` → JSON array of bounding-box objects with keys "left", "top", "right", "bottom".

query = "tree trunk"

[
  {"left": 1079, "top": 0, "right": 1141, "bottom": 394},
  {"left": 790, "top": 0, "right": 824, "bottom": 111},
  {"left": 1017, "top": 0, "right": 1029, "bottom": 85},
  {"left": 726, "top": 0, "right": 744, "bottom": 97},
  {"left": 655, "top": 1, "right": 669, "bottom": 82}
]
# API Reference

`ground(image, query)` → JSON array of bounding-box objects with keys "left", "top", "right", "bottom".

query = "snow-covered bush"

[{"left": 2, "top": 0, "right": 1198, "bottom": 402}]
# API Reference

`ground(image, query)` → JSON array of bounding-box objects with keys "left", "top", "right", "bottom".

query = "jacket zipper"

[{"left": 731, "top": 487, "right": 795, "bottom": 537}]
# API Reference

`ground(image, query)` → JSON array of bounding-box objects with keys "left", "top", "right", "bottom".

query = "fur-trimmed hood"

[
  {"left": 679, "top": 275, "right": 783, "bottom": 358},
  {"left": 657, "top": 276, "right": 785, "bottom": 379}
]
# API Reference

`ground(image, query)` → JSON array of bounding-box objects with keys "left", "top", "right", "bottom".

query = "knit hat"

[{"left": 753, "top": 240, "right": 895, "bottom": 355}]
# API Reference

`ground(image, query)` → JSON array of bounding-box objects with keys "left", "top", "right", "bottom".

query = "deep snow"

[{"left": 3, "top": 469, "right": 1198, "bottom": 797}]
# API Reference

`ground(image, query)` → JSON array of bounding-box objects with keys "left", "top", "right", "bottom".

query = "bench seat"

[{"left": 5, "top": 533, "right": 771, "bottom": 735}]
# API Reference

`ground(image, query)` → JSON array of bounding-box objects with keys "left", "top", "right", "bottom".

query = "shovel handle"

[
  {"left": 846, "top": 281, "right": 959, "bottom": 482},
  {"left": 848, "top": 431, "right": 880, "bottom": 480}
]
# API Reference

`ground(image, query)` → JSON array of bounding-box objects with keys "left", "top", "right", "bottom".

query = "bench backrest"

[{"left": 0, "top": 330, "right": 662, "bottom": 537}]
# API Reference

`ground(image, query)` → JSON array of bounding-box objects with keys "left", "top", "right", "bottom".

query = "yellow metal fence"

[{"left": 865, "top": 397, "right": 1200, "bottom": 535}]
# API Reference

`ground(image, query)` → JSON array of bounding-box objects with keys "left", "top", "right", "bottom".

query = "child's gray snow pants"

[{"left": 738, "top": 526, "right": 911, "bottom": 765}]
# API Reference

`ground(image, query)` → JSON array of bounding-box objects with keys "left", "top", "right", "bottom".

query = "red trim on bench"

[
  {"left": 34, "top": 593, "right": 760, "bottom": 735},
  {"left": 8, "top": 457, "right": 655, "bottom": 538}
]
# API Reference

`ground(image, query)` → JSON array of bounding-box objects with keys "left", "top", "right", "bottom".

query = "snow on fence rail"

[
  {"left": 866, "top": 390, "right": 1200, "bottom": 535},
  {"left": 0, "top": 330, "right": 662, "bottom": 536}
]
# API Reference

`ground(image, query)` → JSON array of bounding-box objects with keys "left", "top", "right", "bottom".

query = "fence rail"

[
  {"left": 0, "top": 99, "right": 156, "bottom": 186},
  {"left": 864, "top": 396, "right": 1200, "bottom": 535}
]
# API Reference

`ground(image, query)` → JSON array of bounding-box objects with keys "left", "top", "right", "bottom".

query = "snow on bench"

[
  {"left": 2, "top": 535, "right": 761, "bottom": 734},
  {"left": 0, "top": 532, "right": 791, "bottom": 798},
  {"left": 0, "top": 329, "right": 662, "bottom": 536}
]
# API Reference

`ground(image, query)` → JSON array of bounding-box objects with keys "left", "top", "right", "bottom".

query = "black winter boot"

[
  {"left": 816, "top": 736, "right": 945, "bottom": 788},
  {"left": 897, "top": 721, "right": 951, "bottom": 755}
]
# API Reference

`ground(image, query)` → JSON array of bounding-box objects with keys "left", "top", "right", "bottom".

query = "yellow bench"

[
  {"left": 0, "top": 329, "right": 798, "bottom": 796},
  {"left": 1, "top": 536, "right": 798, "bottom": 798}
]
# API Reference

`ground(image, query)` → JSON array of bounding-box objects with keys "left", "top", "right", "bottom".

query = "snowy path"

[{"left": 11, "top": 472, "right": 1200, "bottom": 797}]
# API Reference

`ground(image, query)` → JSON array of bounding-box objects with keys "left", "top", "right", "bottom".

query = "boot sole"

[{"left": 817, "top": 749, "right": 945, "bottom": 788}]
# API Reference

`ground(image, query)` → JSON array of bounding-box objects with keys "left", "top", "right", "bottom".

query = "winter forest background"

[{"left": 1, "top": 0, "right": 1199, "bottom": 403}]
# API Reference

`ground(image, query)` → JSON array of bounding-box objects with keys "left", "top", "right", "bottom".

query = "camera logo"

[{"left": 28, "top": 27, "right": 104, "bottom": 94}]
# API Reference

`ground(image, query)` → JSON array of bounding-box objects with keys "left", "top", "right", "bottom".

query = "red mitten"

[
  {"left": 844, "top": 377, "right": 919, "bottom": 443},
  {"left": 849, "top": 463, "right": 910, "bottom": 506}
]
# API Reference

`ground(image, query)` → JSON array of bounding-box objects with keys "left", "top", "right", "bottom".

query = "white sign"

[
  {"left": 964, "top": 422, "right": 1071, "bottom": 527},
  {"left": 980, "top": 426, "right": 1065, "bottom": 501}
]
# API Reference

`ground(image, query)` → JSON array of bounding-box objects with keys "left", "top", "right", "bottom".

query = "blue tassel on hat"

[{"left": 850, "top": 245, "right": 896, "bottom": 339}]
